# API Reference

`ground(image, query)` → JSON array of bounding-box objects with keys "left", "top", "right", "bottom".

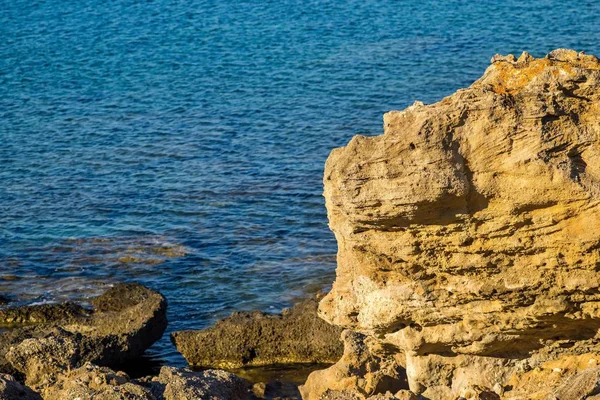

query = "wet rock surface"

[
  {"left": 305, "top": 49, "right": 600, "bottom": 399},
  {"left": 172, "top": 295, "right": 343, "bottom": 369}
]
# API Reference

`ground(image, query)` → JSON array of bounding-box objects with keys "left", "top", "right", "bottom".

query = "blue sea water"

[{"left": 2, "top": 0, "right": 600, "bottom": 366}]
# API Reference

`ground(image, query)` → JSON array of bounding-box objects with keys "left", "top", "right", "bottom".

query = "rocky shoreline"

[
  {"left": 0, "top": 283, "right": 343, "bottom": 399},
  {"left": 3, "top": 48, "right": 600, "bottom": 399}
]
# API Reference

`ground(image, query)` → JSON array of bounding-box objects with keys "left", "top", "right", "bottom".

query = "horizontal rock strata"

[
  {"left": 305, "top": 49, "right": 600, "bottom": 399},
  {"left": 172, "top": 295, "right": 343, "bottom": 369}
]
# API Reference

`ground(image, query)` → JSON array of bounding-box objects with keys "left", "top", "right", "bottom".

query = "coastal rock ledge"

[{"left": 303, "top": 49, "right": 600, "bottom": 400}]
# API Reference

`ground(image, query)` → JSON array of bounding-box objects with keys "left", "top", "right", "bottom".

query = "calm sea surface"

[{"left": 2, "top": 0, "right": 600, "bottom": 365}]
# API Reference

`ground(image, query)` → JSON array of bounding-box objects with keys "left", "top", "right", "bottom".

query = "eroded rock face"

[
  {"left": 300, "top": 331, "right": 408, "bottom": 400},
  {"left": 0, "top": 283, "right": 167, "bottom": 388},
  {"left": 172, "top": 295, "right": 343, "bottom": 369},
  {"left": 310, "top": 49, "right": 600, "bottom": 399}
]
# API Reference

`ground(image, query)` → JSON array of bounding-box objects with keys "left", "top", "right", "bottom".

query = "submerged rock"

[
  {"left": 306, "top": 49, "right": 600, "bottom": 399},
  {"left": 172, "top": 295, "right": 343, "bottom": 369},
  {"left": 0, "top": 283, "right": 166, "bottom": 387}
]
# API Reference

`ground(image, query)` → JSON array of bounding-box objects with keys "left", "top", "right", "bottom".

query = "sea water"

[{"left": 2, "top": 0, "right": 600, "bottom": 365}]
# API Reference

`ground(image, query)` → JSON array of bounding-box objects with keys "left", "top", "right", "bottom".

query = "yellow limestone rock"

[{"left": 305, "top": 49, "right": 600, "bottom": 399}]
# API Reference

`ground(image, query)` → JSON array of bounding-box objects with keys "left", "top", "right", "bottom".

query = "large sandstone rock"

[
  {"left": 172, "top": 295, "right": 343, "bottom": 369},
  {"left": 0, "top": 283, "right": 167, "bottom": 387},
  {"left": 308, "top": 49, "right": 600, "bottom": 399}
]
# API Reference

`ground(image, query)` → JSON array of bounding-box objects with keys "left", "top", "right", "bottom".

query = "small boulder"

[
  {"left": 41, "top": 362, "right": 154, "bottom": 400},
  {"left": 1, "top": 283, "right": 167, "bottom": 387},
  {"left": 150, "top": 366, "right": 248, "bottom": 400},
  {"left": 172, "top": 295, "right": 342, "bottom": 369}
]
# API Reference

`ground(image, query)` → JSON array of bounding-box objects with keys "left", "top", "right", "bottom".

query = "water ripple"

[{"left": 2, "top": 0, "right": 600, "bottom": 365}]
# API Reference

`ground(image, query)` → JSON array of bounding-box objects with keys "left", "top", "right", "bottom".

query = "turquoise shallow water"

[{"left": 2, "top": 0, "right": 600, "bottom": 365}]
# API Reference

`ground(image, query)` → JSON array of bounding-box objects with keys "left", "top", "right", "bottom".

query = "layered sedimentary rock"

[
  {"left": 172, "top": 295, "right": 343, "bottom": 369},
  {"left": 304, "top": 49, "right": 600, "bottom": 399}
]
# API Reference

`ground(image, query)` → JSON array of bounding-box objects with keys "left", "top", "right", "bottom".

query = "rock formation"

[
  {"left": 149, "top": 366, "right": 248, "bottom": 400},
  {"left": 172, "top": 295, "right": 343, "bottom": 369},
  {"left": 35, "top": 362, "right": 249, "bottom": 400},
  {"left": 303, "top": 49, "right": 600, "bottom": 399},
  {"left": 41, "top": 363, "right": 154, "bottom": 400},
  {"left": 300, "top": 331, "right": 408, "bottom": 399},
  {"left": 0, "top": 283, "right": 167, "bottom": 387}
]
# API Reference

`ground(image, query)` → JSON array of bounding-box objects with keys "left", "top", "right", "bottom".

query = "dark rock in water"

[
  {"left": 0, "top": 296, "right": 10, "bottom": 306},
  {"left": 149, "top": 366, "right": 248, "bottom": 400},
  {"left": 0, "top": 373, "right": 41, "bottom": 400},
  {"left": 0, "top": 283, "right": 167, "bottom": 388},
  {"left": 171, "top": 295, "right": 343, "bottom": 369}
]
